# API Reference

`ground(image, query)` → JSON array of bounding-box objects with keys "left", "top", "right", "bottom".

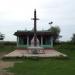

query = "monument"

[{"left": 28, "top": 9, "right": 43, "bottom": 54}]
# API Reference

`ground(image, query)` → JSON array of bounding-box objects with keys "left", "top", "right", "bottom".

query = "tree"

[
  {"left": 0, "top": 32, "right": 4, "bottom": 40},
  {"left": 48, "top": 26, "right": 60, "bottom": 42},
  {"left": 71, "top": 34, "right": 75, "bottom": 42}
]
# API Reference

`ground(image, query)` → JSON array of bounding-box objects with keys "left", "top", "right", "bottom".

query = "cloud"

[{"left": 0, "top": 0, "right": 75, "bottom": 41}]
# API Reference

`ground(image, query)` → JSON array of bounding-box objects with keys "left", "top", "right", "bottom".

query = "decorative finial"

[{"left": 34, "top": 9, "right": 36, "bottom": 11}]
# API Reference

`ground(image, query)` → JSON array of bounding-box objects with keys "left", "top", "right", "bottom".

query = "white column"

[
  {"left": 41, "top": 36, "right": 43, "bottom": 45},
  {"left": 17, "top": 36, "right": 19, "bottom": 47},
  {"left": 27, "top": 36, "right": 29, "bottom": 46},
  {"left": 51, "top": 36, "right": 53, "bottom": 47}
]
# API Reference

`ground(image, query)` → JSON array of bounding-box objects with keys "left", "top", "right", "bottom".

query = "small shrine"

[{"left": 14, "top": 9, "right": 54, "bottom": 49}]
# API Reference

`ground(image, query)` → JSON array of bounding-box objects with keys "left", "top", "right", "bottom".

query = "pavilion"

[{"left": 14, "top": 30, "right": 54, "bottom": 49}]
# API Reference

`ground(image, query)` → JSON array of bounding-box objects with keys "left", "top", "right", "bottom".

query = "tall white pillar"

[
  {"left": 41, "top": 36, "right": 43, "bottom": 45},
  {"left": 17, "top": 36, "right": 19, "bottom": 47},
  {"left": 27, "top": 36, "right": 29, "bottom": 46},
  {"left": 51, "top": 36, "right": 53, "bottom": 47}
]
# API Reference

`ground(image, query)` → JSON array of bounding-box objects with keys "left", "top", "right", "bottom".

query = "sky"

[{"left": 0, "top": 0, "right": 75, "bottom": 41}]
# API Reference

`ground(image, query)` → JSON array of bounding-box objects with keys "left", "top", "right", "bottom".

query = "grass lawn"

[
  {"left": 0, "top": 45, "right": 16, "bottom": 52},
  {"left": 4, "top": 43, "right": 75, "bottom": 75},
  {"left": 7, "top": 59, "right": 75, "bottom": 75}
]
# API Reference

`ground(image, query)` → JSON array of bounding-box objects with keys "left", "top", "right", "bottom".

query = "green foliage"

[
  {"left": 0, "top": 45, "right": 16, "bottom": 52},
  {"left": 7, "top": 59, "right": 75, "bottom": 75},
  {"left": 54, "top": 42, "right": 75, "bottom": 51},
  {"left": 0, "top": 42, "right": 16, "bottom": 52},
  {"left": 48, "top": 26, "right": 60, "bottom": 42},
  {"left": 48, "top": 26, "right": 60, "bottom": 34},
  {"left": 54, "top": 43, "right": 75, "bottom": 60},
  {"left": 0, "top": 32, "right": 5, "bottom": 40},
  {"left": 71, "top": 34, "right": 75, "bottom": 42},
  {"left": 0, "top": 41, "right": 16, "bottom": 46}
]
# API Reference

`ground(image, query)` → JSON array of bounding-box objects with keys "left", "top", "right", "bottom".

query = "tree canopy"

[
  {"left": 48, "top": 26, "right": 61, "bottom": 42},
  {"left": 71, "top": 34, "right": 75, "bottom": 42},
  {"left": 0, "top": 32, "right": 4, "bottom": 40}
]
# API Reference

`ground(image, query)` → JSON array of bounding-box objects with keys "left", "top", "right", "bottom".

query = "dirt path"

[
  {"left": 0, "top": 62, "right": 14, "bottom": 75},
  {"left": 0, "top": 52, "right": 15, "bottom": 75}
]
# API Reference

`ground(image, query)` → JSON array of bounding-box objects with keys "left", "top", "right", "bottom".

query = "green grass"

[
  {"left": 7, "top": 59, "right": 75, "bottom": 75},
  {"left": 54, "top": 44, "right": 75, "bottom": 59},
  {"left": 0, "top": 45, "right": 16, "bottom": 52},
  {"left": 0, "top": 41, "right": 16, "bottom": 52},
  {"left": 5, "top": 43, "right": 75, "bottom": 75}
]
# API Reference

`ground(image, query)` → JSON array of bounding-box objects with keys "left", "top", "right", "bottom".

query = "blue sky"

[{"left": 0, "top": 0, "right": 75, "bottom": 41}]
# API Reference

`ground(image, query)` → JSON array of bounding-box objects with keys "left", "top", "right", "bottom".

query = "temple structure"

[
  {"left": 3, "top": 9, "right": 67, "bottom": 58},
  {"left": 14, "top": 30, "right": 54, "bottom": 48},
  {"left": 14, "top": 9, "right": 54, "bottom": 49}
]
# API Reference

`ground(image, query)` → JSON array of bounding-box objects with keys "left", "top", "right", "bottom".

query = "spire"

[{"left": 31, "top": 9, "right": 39, "bottom": 46}]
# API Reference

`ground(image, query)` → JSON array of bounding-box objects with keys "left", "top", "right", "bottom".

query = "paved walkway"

[{"left": 4, "top": 49, "right": 67, "bottom": 58}]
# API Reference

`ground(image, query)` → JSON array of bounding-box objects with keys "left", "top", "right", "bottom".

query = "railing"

[
  {"left": 41, "top": 45, "right": 53, "bottom": 48},
  {"left": 17, "top": 45, "right": 28, "bottom": 48},
  {"left": 17, "top": 45, "right": 53, "bottom": 48}
]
